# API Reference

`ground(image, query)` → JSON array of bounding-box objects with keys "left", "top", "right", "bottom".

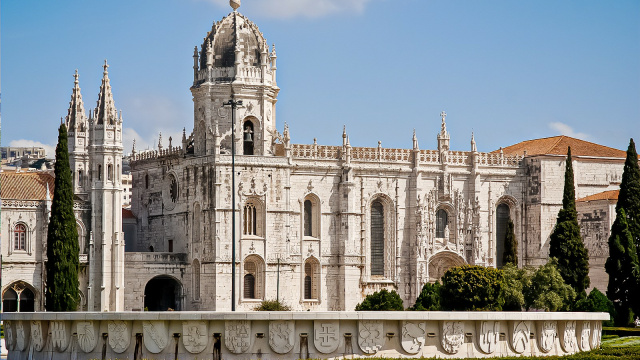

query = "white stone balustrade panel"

[{"left": 2, "top": 311, "right": 609, "bottom": 359}]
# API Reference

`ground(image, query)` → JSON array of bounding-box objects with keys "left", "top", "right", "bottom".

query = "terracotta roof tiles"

[
  {"left": 496, "top": 136, "right": 625, "bottom": 158},
  {"left": 577, "top": 190, "right": 619, "bottom": 202},
  {"left": 0, "top": 171, "right": 55, "bottom": 200}
]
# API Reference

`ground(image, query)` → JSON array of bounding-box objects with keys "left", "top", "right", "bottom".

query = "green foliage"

[
  {"left": 502, "top": 219, "right": 518, "bottom": 266},
  {"left": 409, "top": 281, "right": 441, "bottom": 311},
  {"left": 45, "top": 124, "right": 80, "bottom": 311},
  {"left": 355, "top": 289, "right": 404, "bottom": 311},
  {"left": 606, "top": 207, "right": 640, "bottom": 326},
  {"left": 253, "top": 299, "right": 291, "bottom": 311},
  {"left": 575, "top": 288, "right": 615, "bottom": 326},
  {"left": 524, "top": 260, "right": 576, "bottom": 311},
  {"left": 440, "top": 265, "right": 505, "bottom": 311},
  {"left": 502, "top": 264, "right": 528, "bottom": 311},
  {"left": 549, "top": 147, "right": 590, "bottom": 296},
  {"left": 614, "top": 138, "right": 640, "bottom": 318}
]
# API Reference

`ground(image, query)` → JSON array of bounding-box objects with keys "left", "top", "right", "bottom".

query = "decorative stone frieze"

[{"left": 3, "top": 311, "right": 608, "bottom": 359}]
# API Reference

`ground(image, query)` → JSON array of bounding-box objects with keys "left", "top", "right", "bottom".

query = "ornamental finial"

[{"left": 230, "top": 0, "right": 240, "bottom": 11}]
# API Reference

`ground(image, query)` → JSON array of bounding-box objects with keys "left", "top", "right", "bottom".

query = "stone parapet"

[{"left": 2, "top": 311, "right": 607, "bottom": 359}]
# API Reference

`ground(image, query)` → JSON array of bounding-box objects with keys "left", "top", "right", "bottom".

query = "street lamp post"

[{"left": 223, "top": 97, "right": 242, "bottom": 311}]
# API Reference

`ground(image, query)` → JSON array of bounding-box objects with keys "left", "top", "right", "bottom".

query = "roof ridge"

[{"left": 548, "top": 135, "right": 566, "bottom": 154}]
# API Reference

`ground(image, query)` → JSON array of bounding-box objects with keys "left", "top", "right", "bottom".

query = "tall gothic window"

[
  {"left": 98, "top": 165, "right": 102, "bottom": 180},
  {"left": 371, "top": 200, "right": 385, "bottom": 276},
  {"left": 304, "top": 200, "right": 313, "bottom": 237},
  {"left": 193, "top": 259, "right": 201, "bottom": 301},
  {"left": 14, "top": 224, "right": 26, "bottom": 250},
  {"left": 496, "top": 204, "right": 510, "bottom": 268},
  {"left": 2, "top": 283, "right": 35, "bottom": 312},
  {"left": 78, "top": 170, "right": 83, "bottom": 187},
  {"left": 436, "top": 209, "right": 448, "bottom": 238},
  {"left": 243, "top": 273, "right": 255, "bottom": 299},
  {"left": 108, "top": 164, "right": 113, "bottom": 181},
  {"left": 243, "top": 120, "right": 254, "bottom": 155}
]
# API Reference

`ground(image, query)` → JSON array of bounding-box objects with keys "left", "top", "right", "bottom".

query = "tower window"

[
  {"left": 304, "top": 258, "right": 320, "bottom": 300},
  {"left": 108, "top": 164, "right": 113, "bottom": 181},
  {"left": 243, "top": 120, "right": 254, "bottom": 155},
  {"left": 304, "top": 200, "right": 313, "bottom": 237},
  {"left": 243, "top": 199, "right": 263, "bottom": 237},
  {"left": 98, "top": 165, "right": 102, "bottom": 180},
  {"left": 78, "top": 170, "right": 83, "bottom": 186},
  {"left": 436, "top": 209, "right": 448, "bottom": 238},
  {"left": 243, "top": 255, "right": 264, "bottom": 299}
]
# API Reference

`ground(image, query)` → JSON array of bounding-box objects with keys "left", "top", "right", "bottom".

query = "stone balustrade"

[{"left": 2, "top": 311, "right": 607, "bottom": 359}]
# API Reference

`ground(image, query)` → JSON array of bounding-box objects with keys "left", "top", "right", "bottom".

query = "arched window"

[
  {"left": 496, "top": 204, "right": 510, "bottom": 268},
  {"left": 78, "top": 170, "right": 83, "bottom": 187},
  {"left": 436, "top": 209, "right": 448, "bottom": 238},
  {"left": 243, "top": 199, "right": 263, "bottom": 237},
  {"left": 371, "top": 200, "right": 385, "bottom": 276},
  {"left": 304, "top": 200, "right": 314, "bottom": 238},
  {"left": 3, "top": 288, "right": 18, "bottom": 312},
  {"left": 304, "top": 257, "right": 320, "bottom": 300},
  {"left": 98, "top": 165, "right": 102, "bottom": 180},
  {"left": 108, "top": 164, "right": 113, "bottom": 181},
  {"left": 19, "top": 288, "right": 35, "bottom": 312},
  {"left": 193, "top": 259, "right": 201, "bottom": 300},
  {"left": 77, "top": 223, "right": 86, "bottom": 254},
  {"left": 243, "top": 120, "right": 254, "bottom": 155},
  {"left": 2, "top": 283, "right": 35, "bottom": 312},
  {"left": 14, "top": 224, "right": 27, "bottom": 250},
  {"left": 243, "top": 255, "right": 264, "bottom": 300},
  {"left": 193, "top": 204, "right": 201, "bottom": 243},
  {"left": 145, "top": 173, "right": 149, "bottom": 189}
]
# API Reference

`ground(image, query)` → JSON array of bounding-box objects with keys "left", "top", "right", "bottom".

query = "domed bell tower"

[{"left": 190, "top": 1, "right": 279, "bottom": 157}]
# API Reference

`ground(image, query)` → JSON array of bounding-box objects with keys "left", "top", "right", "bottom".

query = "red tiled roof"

[
  {"left": 122, "top": 208, "right": 136, "bottom": 219},
  {"left": 0, "top": 171, "right": 55, "bottom": 200},
  {"left": 496, "top": 136, "right": 625, "bottom": 158},
  {"left": 577, "top": 190, "right": 619, "bottom": 202}
]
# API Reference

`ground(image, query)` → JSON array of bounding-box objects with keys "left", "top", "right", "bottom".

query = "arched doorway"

[
  {"left": 144, "top": 276, "right": 182, "bottom": 311},
  {"left": 427, "top": 251, "right": 466, "bottom": 282},
  {"left": 2, "top": 282, "right": 36, "bottom": 312}
]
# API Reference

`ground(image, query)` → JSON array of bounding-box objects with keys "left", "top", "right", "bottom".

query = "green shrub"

[
  {"left": 409, "top": 281, "right": 441, "bottom": 311},
  {"left": 355, "top": 289, "right": 404, "bottom": 311},
  {"left": 575, "top": 288, "right": 615, "bottom": 326},
  {"left": 524, "top": 260, "right": 575, "bottom": 311},
  {"left": 502, "top": 263, "right": 529, "bottom": 311},
  {"left": 253, "top": 299, "right": 291, "bottom": 311},
  {"left": 440, "top": 265, "right": 506, "bottom": 311}
]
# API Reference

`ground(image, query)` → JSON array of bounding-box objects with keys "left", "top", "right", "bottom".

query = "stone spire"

[
  {"left": 413, "top": 129, "right": 419, "bottom": 150},
  {"left": 66, "top": 69, "right": 87, "bottom": 131},
  {"left": 437, "top": 110, "right": 450, "bottom": 153},
  {"left": 471, "top": 131, "right": 477, "bottom": 152},
  {"left": 95, "top": 60, "right": 118, "bottom": 125}
]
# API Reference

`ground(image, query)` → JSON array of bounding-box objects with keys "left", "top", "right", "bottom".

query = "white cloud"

[
  {"left": 8, "top": 140, "right": 56, "bottom": 158},
  {"left": 205, "top": 0, "right": 373, "bottom": 18},
  {"left": 548, "top": 122, "right": 591, "bottom": 140}
]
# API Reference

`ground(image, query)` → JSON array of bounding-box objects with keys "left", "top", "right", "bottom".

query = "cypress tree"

[
  {"left": 46, "top": 124, "right": 80, "bottom": 311},
  {"left": 605, "top": 208, "right": 640, "bottom": 325},
  {"left": 616, "top": 139, "right": 640, "bottom": 260},
  {"left": 549, "top": 147, "right": 590, "bottom": 296},
  {"left": 502, "top": 219, "right": 518, "bottom": 266}
]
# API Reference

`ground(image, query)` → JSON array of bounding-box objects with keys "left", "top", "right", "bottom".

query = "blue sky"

[{"left": 2, "top": 0, "right": 639, "bottom": 156}]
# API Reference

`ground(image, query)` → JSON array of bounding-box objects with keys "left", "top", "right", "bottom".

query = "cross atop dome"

[{"left": 230, "top": 0, "right": 240, "bottom": 11}]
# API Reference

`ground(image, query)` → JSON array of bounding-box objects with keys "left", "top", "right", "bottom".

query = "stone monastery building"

[{"left": 1, "top": 2, "right": 627, "bottom": 312}]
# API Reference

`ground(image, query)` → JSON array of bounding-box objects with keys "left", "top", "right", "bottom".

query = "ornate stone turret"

[
  {"left": 190, "top": 2, "right": 279, "bottom": 156},
  {"left": 65, "top": 70, "right": 89, "bottom": 197},
  {"left": 88, "top": 60, "right": 124, "bottom": 312},
  {"left": 437, "top": 111, "right": 450, "bottom": 153}
]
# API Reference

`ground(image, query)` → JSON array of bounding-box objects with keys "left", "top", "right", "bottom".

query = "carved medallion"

[
  {"left": 591, "top": 321, "right": 602, "bottom": 349},
  {"left": 182, "top": 321, "right": 208, "bottom": 354},
  {"left": 108, "top": 320, "right": 131, "bottom": 353},
  {"left": 510, "top": 321, "right": 529, "bottom": 354},
  {"left": 401, "top": 321, "right": 426, "bottom": 354},
  {"left": 358, "top": 320, "right": 384, "bottom": 354},
  {"left": 31, "top": 320, "right": 46, "bottom": 352},
  {"left": 476, "top": 321, "right": 499, "bottom": 354},
  {"left": 51, "top": 320, "right": 71, "bottom": 352},
  {"left": 579, "top": 321, "right": 591, "bottom": 351},
  {"left": 537, "top": 321, "right": 556, "bottom": 353},
  {"left": 313, "top": 320, "right": 339, "bottom": 354},
  {"left": 440, "top": 321, "right": 464, "bottom": 354},
  {"left": 225, "top": 320, "right": 251, "bottom": 354},
  {"left": 560, "top": 320, "right": 577, "bottom": 353},
  {"left": 143, "top": 320, "right": 169, "bottom": 354},
  {"left": 4, "top": 321, "right": 15, "bottom": 351},
  {"left": 16, "top": 321, "right": 29, "bottom": 351},
  {"left": 77, "top": 321, "right": 98, "bottom": 353},
  {"left": 269, "top": 320, "right": 295, "bottom": 354}
]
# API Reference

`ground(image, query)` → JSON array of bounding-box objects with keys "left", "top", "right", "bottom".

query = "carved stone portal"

[
  {"left": 537, "top": 321, "right": 557, "bottom": 353},
  {"left": 440, "top": 321, "right": 464, "bottom": 354},
  {"left": 182, "top": 321, "right": 208, "bottom": 354},
  {"left": 143, "top": 320, "right": 169, "bottom": 354},
  {"left": 269, "top": 320, "right": 295, "bottom": 354},
  {"left": 401, "top": 321, "right": 426, "bottom": 354},
  {"left": 225, "top": 320, "right": 251, "bottom": 354},
  {"left": 314, "top": 320, "right": 339, "bottom": 354},
  {"left": 108, "top": 320, "right": 131, "bottom": 354},
  {"left": 476, "top": 321, "right": 499, "bottom": 354},
  {"left": 358, "top": 320, "right": 384, "bottom": 354}
]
